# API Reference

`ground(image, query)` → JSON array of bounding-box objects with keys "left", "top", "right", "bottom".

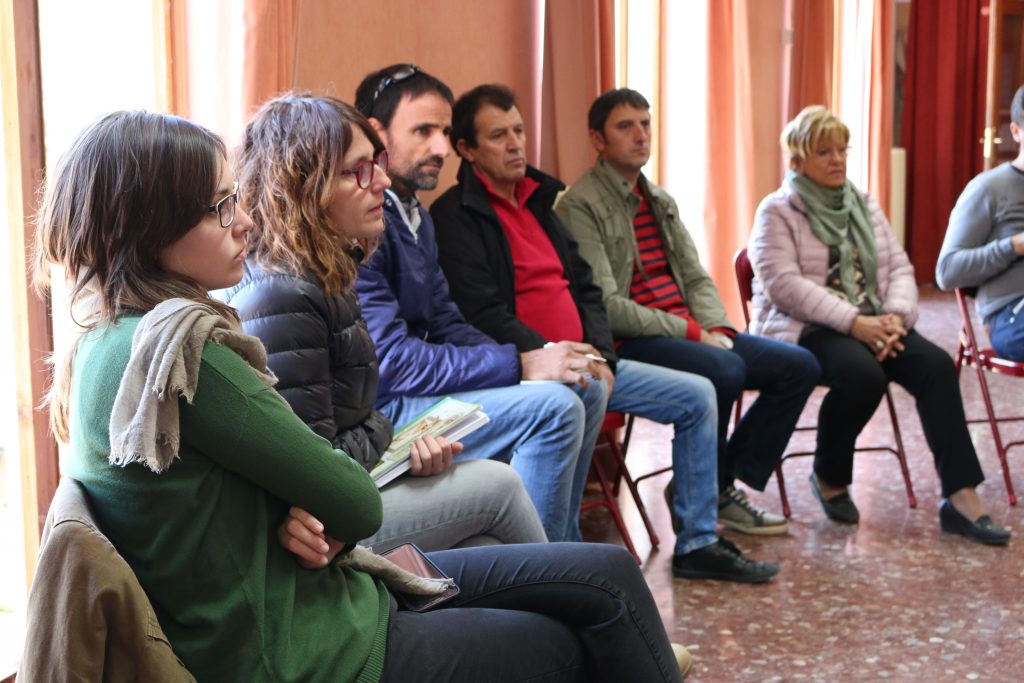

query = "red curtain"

[{"left": 901, "top": 0, "right": 986, "bottom": 283}]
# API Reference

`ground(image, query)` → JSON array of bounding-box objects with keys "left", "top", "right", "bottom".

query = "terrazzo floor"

[{"left": 579, "top": 286, "right": 1024, "bottom": 682}]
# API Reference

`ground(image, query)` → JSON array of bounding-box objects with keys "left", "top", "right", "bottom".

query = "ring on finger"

[{"left": 874, "top": 340, "right": 884, "bottom": 350}]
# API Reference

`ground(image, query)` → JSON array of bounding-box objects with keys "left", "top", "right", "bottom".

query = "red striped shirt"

[{"left": 629, "top": 186, "right": 701, "bottom": 341}]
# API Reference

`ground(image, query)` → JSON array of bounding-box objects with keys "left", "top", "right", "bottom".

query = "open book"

[{"left": 371, "top": 397, "right": 490, "bottom": 488}]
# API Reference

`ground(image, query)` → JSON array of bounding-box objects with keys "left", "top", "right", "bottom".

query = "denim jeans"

[
  {"left": 988, "top": 297, "right": 1024, "bottom": 361},
  {"left": 606, "top": 359, "right": 719, "bottom": 555},
  {"left": 363, "top": 459, "right": 548, "bottom": 552},
  {"left": 380, "top": 381, "right": 597, "bottom": 543},
  {"left": 381, "top": 543, "right": 682, "bottom": 683},
  {"left": 617, "top": 333, "right": 820, "bottom": 491}
]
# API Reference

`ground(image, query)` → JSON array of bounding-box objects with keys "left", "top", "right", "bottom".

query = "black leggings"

[{"left": 799, "top": 327, "right": 984, "bottom": 497}]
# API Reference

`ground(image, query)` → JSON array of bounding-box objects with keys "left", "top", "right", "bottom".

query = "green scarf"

[{"left": 787, "top": 171, "right": 881, "bottom": 313}]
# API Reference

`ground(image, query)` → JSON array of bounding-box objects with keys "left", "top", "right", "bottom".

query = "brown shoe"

[{"left": 671, "top": 643, "right": 693, "bottom": 679}]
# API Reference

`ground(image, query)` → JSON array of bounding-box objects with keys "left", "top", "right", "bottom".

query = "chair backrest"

[
  {"left": 21, "top": 479, "right": 197, "bottom": 682},
  {"left": 733, "top": 248, "right": 754, "bottom": 326}
]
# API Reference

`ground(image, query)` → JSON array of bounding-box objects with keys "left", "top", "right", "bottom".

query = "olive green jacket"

[{"left": 555, "top": 159, "right": 733, "bottom": 340}]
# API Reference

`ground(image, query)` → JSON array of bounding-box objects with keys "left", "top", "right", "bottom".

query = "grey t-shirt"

[{"left": 936, "top": 162, "right": 1024, "bottom": 322}]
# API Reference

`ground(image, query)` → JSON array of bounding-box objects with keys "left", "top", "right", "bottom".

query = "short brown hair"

[{"left": 239, "top": 94, "right": 385, "bottom": 296}]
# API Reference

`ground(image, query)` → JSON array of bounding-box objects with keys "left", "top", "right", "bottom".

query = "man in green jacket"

[{"left": 556, "top": 88, "right": 821, "bottom": 536}]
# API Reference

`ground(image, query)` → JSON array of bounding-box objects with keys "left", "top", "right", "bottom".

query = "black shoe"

[
  {"left": 672, "top": 538, "right": 780, "bottom": 583},
  {"left": 808, "top": 473, "right": 859, "bottom": 524},
  {"left": 939, "top": 499, "right": 1011, "bottom": 546},
  {"left": 664, "top": 478, "right": 680, "bottom": 534}
]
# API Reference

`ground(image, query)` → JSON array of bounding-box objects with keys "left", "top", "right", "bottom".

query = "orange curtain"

[
  {"left": 705, "top": 1, "right": 786, "bottom": 326},
  {"left": 241, "top": 0, "right": 297, "bottom": 120},
  {"left": 539, "top": 0, "right": 616, "bottom": 184},
  {"left": 706, "top": 1, "right": 753, "bottom": 327},
  {"left": 788, "top": 0, "right": 836, "bottom": 119},
  {"left": 866, "top": 0, "right": 893, "bottom": 215}
]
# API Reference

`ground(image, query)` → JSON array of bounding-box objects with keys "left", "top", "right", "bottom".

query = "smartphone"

[{"left": 380, "top": 543, "right": 460, "bottom": 612}]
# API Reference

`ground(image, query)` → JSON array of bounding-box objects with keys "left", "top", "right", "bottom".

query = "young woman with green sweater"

[{"left": 34, "top": 109, "right": 688, "bottom": 682}]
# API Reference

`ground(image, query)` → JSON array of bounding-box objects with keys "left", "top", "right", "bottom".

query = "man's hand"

[
  {"left": 520, "top": 340, "right": 605, "bottom": 387},
  {"left": 1011, "top": 232, "right": 1024, "bottom": 256},
  {"left": 408, "top": 434, "right": 463, "bottom": 477},
  {"left": 595, "top": 361, "right": 615, "bottom": 394},
  {"left": 699, "top": 329, "right": 727, "bottom": 349},
  {"left": 277, "top": 506, "right": 346, "bottom": 569}
]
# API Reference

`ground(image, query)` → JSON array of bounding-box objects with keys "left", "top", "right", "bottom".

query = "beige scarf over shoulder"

[
  {"left": 107, "top": 299, "right": 453, "bottom": 598},
  {"left": 108, "top": 298, "right": 277, "bottom": 474}
]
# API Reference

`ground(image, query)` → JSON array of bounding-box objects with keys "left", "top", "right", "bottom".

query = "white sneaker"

[{"left": 718, "top": 485, "right": 789, "bottom": 536}]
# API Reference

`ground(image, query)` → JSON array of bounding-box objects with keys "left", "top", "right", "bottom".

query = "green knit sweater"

[{"left": 67, "top": 315, "right": 390, "bottom": 682}]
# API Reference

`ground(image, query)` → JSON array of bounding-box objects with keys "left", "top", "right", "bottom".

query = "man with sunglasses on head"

[{"left": 354, "top": 65, "right": 609, "bottom": 544}]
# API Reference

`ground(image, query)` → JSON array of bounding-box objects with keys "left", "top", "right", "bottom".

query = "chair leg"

[
  {"left": 588, "top": 457, "right": 642, "bottom": 564},
  {"left": 973, "top": 364, "right": 1019, "bottom": 506},
  {"left": 775, "top": 463, "right": 792, "bottom": 518},
  {"left": 884, "top": 390, "right": 917, "bottom": 508},
  {"left": 604, "top": 437, "right": 659, "bottom": 548}
]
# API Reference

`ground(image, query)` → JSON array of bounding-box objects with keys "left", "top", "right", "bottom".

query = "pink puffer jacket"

[{"left": 747, "top": 182, "right": 918, "bottom": 344}]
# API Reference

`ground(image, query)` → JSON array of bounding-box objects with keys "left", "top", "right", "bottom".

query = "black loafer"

[
  {"left": 808, "top": 473, "right": 859, "bottom": 524},
  {"left": 939, "top": 499, "right": 1011, "bottom": 546}
]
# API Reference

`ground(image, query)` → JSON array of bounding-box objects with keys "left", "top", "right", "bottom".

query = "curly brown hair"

[{"left": 239, "top": 94, "right": 385, "bottom": 296}]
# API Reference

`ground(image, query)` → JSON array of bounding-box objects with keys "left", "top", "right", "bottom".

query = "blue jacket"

[{"left": 356, "top": 191, "right": 521, "bottom": 405}]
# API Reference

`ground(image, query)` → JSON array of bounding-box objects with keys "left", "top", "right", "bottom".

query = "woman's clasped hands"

[{"left": 851, "top": 313, "right": 907, "bottom": 361}]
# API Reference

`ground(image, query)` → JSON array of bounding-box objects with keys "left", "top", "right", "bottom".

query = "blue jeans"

[
  {"left": 617, "top": 333, "right": 820, "bottom": 491},
  {"left": 380, "top": 381, "right": 604, "bottom": 543},
  {"left": 382, "top": 543, "right": 682, "bottom": 682},
  {"left": 606, "top": 359, "right": 719, "bottom": 555},
  {"left": 988, "top": 297, "right": 1024, "bottom": 361}
]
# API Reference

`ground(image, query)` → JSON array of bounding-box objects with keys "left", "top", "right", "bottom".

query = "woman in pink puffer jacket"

[{"left": 748, "top": 105, "right": 1009, "bottom": 546}]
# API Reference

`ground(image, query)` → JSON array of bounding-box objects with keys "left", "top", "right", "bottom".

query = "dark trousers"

[
  {"left": 617, "top": 332, "right": 820, "bottom": 491},
  {"left": 799, "top": 327, "right": 985, "bottom": 497},
  {"left": 381, "top": 543, "right": 681, "bottom": 683}
]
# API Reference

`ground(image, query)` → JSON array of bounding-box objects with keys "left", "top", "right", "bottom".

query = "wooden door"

[{"left": 983, "top": 0, "right": 1024, "bottom": 169}]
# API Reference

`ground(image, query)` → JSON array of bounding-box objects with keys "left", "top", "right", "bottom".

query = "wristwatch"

[{"left": 712, "top": 332, "right": 734, "bottom": 350}]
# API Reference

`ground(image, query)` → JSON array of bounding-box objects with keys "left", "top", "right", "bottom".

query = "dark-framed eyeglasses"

[
  {"left": 207, "top": 181, "right": 239, "bottom": 229},
  {"left": 371, "top": 64, "right": 421, "bottom": 105},
  {"left": 341, "top": 150, "right": 389, "bottom": 189}
]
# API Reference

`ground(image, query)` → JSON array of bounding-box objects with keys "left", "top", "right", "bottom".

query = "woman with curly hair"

[{"left": 216, "top": 93, "right": 546, "bottom": 552}]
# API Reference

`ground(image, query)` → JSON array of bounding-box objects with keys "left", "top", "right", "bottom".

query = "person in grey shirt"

[{"left": 937, "top": 84, "right": 1024, "bottom": 360}]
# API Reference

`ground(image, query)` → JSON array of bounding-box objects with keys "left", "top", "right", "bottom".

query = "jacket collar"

[
  {"left": 455, "top": 159, "right": 565, "bottom": 216},
  {"left": 590, "top": 158, "right": 671, "bottom": 207}
]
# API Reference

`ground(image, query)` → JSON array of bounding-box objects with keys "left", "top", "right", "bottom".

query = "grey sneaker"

[{"left": 718, "top": 485, "right": 789, "bottom": 536}]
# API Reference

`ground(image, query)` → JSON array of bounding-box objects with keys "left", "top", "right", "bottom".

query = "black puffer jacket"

[{"left": 215, "top": 260, "right": 393, "bottom": 470}]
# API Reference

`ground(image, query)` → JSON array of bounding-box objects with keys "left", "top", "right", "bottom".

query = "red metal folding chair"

[
  {"left": 581, "top": 412, "right": 660, "bottom": 563},
  {"left": 733, "top": 248, "right": 917, "bottom": 517},
  {"left": 954, "top": 287, "right": 1021, "bottom": 505}
]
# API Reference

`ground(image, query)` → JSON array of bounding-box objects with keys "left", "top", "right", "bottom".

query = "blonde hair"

[{"left": 780, "top": 105, "right": 850, "bottom": 164}]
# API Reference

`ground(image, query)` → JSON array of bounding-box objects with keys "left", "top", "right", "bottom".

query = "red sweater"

[{"left": 479, "top": 172, "right": 584, "bottom": 343}]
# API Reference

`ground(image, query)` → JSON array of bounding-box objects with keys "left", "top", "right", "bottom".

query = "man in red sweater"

[{"left": 430, "top": 84, "right": 780, "bottom": 583}]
